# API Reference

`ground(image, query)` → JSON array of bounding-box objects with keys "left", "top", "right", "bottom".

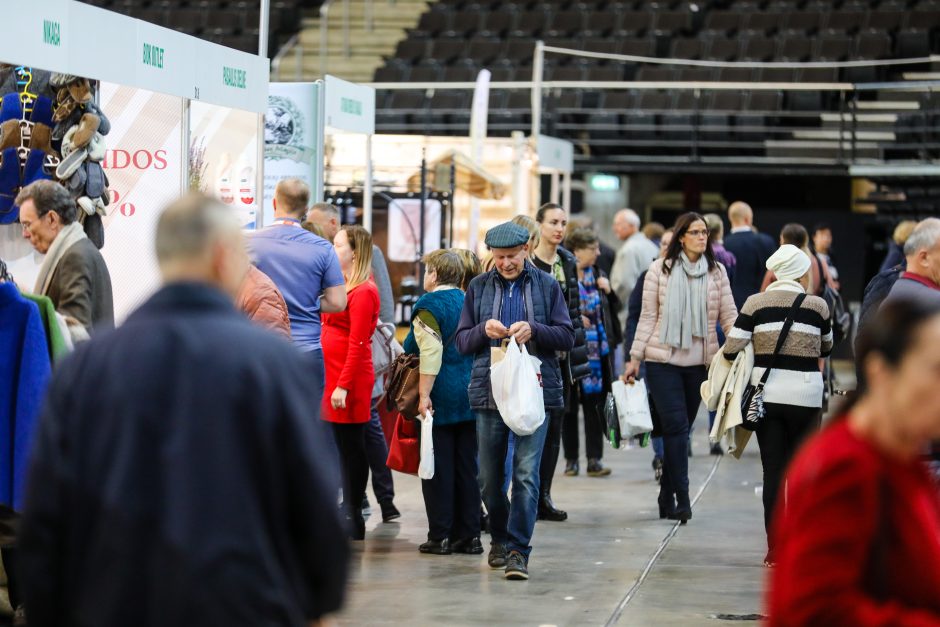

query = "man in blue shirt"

[{"left": 249, "top": 179, "right": 347, "bottom": 413}]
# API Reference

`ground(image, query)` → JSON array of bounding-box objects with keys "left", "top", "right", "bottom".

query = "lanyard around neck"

[{"left": 272, "top": 218, "right": 301, "bottom": 227}]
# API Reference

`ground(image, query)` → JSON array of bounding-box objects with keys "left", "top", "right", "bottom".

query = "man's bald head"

[
  {"left": 728, "top": 201, "right": 753, "bottom": 227},
  {"left": 273, "top": 178, "right": 310, "bottom": 219},
  {"left": 155, "top": 193, "right": 249, "bottom": 298}
]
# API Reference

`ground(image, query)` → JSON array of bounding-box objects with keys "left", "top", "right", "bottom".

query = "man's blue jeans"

[{"left": 477, "top": 409, "right": 549, "bottom": 558}]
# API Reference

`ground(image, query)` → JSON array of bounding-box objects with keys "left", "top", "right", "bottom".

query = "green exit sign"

[
  {"left": 589, "top": 174, "right": 620, "bottom": 191},
  {"left": 43, "top": 19, "right": 61, "bottom": 47},
  {"left": 341, "top": 97, "right": 362, "bottom": 116}
]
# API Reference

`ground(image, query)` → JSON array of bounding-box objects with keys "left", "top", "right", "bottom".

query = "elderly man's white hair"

[
  {"left": 904, "top": 217, "right": 940, "bottom": 257},
  {"left": 615, "top": 208, "right": 641, "bottom": 228},
  {"left": 155, "top": 194, "right": 242, "bottom": 265}
]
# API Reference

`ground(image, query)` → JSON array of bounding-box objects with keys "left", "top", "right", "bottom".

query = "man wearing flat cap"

[{"left": 455, "top": 221, "right": 575, "bottom": 581}]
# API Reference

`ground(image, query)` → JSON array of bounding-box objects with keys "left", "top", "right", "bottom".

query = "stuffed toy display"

[{"left": 0, "top": 66, "right": 110, "bottom": 247}]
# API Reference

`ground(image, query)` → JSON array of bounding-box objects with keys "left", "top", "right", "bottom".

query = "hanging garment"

[
  {"left": 0, "top": 282, "right": 51, "bottom": 510},
  {"left": 21, "top": 293, "right": 69, "bottom": 362}
]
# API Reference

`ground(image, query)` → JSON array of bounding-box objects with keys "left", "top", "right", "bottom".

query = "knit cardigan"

[
  {"left": 630, "top": 258, "right": 738, "bottom": 365},
  {"left": 723, "top": 283, "right": 833, "bottom": 408}
]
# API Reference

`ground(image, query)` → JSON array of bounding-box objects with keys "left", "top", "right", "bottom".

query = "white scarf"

[{"left": 34, "top": 222, "right": 88, "bottom": 296}]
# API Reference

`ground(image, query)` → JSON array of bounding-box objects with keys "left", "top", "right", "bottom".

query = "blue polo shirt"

[{"left": 248, "top": 222, "right": 345, "bottom": 352}]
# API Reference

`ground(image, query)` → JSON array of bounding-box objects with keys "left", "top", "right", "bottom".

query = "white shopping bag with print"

[
  {"left": 612, "top": 379, "right": 654, "bottom": 437},
  {"left": 418, "top": 411, "right": 435, "bottom": 480},
  {"left": 490, "top": 336, "right": 545, "bottom": 436}
]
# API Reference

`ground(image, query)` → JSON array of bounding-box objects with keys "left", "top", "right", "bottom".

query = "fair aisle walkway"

[{"left": 336, "top": 412, "right": 771, "bottom": 626}]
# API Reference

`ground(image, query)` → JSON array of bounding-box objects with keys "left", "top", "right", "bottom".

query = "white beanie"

[{"left": 767, "top": 244, "right": 811, "bottom": 282}]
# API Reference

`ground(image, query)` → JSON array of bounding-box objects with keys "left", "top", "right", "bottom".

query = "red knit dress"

[
  {"left": 768, "top": 418, "right": 940, "bottom": 626},
  {"left": 320, "top": 280, "right": 379, "bottom": 424}
]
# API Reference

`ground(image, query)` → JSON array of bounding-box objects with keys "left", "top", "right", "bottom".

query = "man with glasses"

[{"left": 18, "top": 180, "right": 113, "bottom": 333}]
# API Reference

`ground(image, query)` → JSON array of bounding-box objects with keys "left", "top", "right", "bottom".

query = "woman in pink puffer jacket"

[{"left": 624, "top": 212, "right": 737, "bottom": 524}]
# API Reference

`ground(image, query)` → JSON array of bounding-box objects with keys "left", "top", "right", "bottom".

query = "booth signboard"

[
  {"left": 535, "top": 134, "right": 574, "bottom": 173},
  {"left": 387, "top": 198, "right": 441, "bottom": 263},
  {"left": 263, "top": 82, "right": 321, "bottom": 226},
  {"left": 324, "top": 75, "right": 375, "bottom": 135},
  {"left": 0, "top": 1, "right": 268, "bottom": 114},
  {"left": 99, "top": 83, "right": 184, "bottom": 321}
]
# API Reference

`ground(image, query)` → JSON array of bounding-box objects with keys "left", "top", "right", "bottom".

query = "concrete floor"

[{"left": 336, "top": 410, "right": 771, "bottom": 627}]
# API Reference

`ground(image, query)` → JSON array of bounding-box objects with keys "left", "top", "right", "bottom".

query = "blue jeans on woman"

[
  {"left": 645, "top": 362, "right": 707, "bottom": 512},
  {"left": 477, "top": 409, "right": 549, "bottom": 558}
]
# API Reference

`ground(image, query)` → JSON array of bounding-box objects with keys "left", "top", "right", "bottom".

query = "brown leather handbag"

[{"left": 384, "top": 353, "right": 421, "bottom": 420}]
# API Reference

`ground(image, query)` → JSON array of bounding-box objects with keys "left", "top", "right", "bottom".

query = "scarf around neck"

[
  {"left": 35, "top": 221, "right": 88, "bottom": 296},
  {"left": 660, "top": 251, "right": 709, "bottom": 350}
]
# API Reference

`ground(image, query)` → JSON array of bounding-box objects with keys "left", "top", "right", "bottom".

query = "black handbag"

[
  {"left": 740, "top": 293, "right": 807, "bottom": 431},
  {"left": 603, "top": 392, "right": 622, "bottom": 448}
]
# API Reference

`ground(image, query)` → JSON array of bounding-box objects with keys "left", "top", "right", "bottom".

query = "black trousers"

[
  {"left": 538, "top": 374, "right": 571, "bottom": 495},
  {"left": 365, "top": 407, "right": 395, "bottom": 504},
  {"left": 646, "top": 362, "right": 707, "bottom": 509},
  {"left": 755, "top": 402, "right": 821, "bottom": 548},
  {"left": 421, "top": 421, "right": 481, "bottom": 541},
  {"left": 331, "top": 422, "right": 370, "bottom": 519},
  {"left": 562, "top": 386, "right": 605, "bottom": 461}
]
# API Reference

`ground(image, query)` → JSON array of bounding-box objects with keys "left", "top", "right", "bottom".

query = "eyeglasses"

[{"left": 686, "top": 229, "right": 709, "bottom": 238}]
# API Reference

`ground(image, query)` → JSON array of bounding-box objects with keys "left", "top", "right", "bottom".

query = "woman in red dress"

[
  {"left": 321, "top": 225, "right": 379, "bottom": 541},
  {"left": 767, "top": 297, "right": 940, "bottom": 626}
]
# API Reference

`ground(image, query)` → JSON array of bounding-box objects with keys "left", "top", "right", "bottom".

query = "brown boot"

[
  {"left": 29, "top": 122, "right": 59, "bottom": 159},
  {"left": 71, "top": 113, "right": 100, "bottom": 149}
]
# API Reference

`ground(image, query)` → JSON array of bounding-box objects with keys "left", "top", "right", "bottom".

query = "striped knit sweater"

[{"left": 723, "top": 283, "right": 833, "bottom": 408}]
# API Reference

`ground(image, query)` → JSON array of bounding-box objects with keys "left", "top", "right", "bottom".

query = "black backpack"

[{"left": 813, "top": 254, "right": 851, "bottom": 346}]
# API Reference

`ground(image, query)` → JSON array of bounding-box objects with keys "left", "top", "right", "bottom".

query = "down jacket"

[
  {"left": 236, "top": 266, "right": 292, "bottom": 339},
  {"left": 629, "top": 258, "right": 738, "bottom": 365}
]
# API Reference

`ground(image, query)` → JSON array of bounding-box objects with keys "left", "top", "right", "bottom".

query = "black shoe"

[
  {"left": 348, "top": 512, "right": 366, "bottom": 541},
  {"left": 564, "top": 459, "right": 579, "bottom": 476},
  {"left": 504, "top": 550, "right": 529, "bottom": 580},
  {"left": 537, "top": 495, "right": 568, "bottom": 522},
  {"left": 710, "top": 443, "right": 724, "bottom": 456},
  {"left": 652, "top": 457, "right": 664, "bottom": 484},
  {"left": 488, "top": 542, "right": 508, "bottom": 569},
  {"left": 451, "top": 536, "right": 484, "bottom": 554},
  {"left": 669, "top": 508, "right": 692, "bottom": 525},
  {"left": 658, "top": 495, "right": 676, "bottom": 520},
  {"left": 586, "top": 459, "right": 611, "bottom": 477},
  {"left": 419, "top": 538, "right": 452, "bottom": 555},
  {"left": 380, "top": 501, "right": 401, "bottom": 522}
]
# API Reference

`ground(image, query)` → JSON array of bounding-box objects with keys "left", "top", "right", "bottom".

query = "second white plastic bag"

[
  {"left": 612, "top": 379, "right": 654, "bottom": 437},
  {"left": 490, "top": 336, "right": 545, "bottom": 436},
  {"left": 418, "top": 411, "right": 434, "bottom": 480}
]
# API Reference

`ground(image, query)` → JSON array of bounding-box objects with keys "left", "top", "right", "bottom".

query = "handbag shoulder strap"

[{"left": 758, "top": 292, "right": 807, "bottom": 386}]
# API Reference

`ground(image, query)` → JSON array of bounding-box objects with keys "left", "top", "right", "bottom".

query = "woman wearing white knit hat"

[{"left": 721, "top": 244, "right": 833, "bottom": 567}]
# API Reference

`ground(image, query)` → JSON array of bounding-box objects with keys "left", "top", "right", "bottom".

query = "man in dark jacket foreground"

[
  {"left": 455, "top": 221, "right": 574, "bottom": 581},
  {"left": 18, "top": 194, "right": 349, "bottom": 627}
]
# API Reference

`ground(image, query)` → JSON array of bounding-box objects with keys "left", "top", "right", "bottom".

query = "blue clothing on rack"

[{"left": 0, "top": 282, "right": 51, "bottom": 510}]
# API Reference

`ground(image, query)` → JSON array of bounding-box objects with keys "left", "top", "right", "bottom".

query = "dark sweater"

[
  {"left": 723, "top": 229, "right": 776, "bottom": 310},
  {"left": 455, "top": 262, "right": 575, "bottom": 409}
]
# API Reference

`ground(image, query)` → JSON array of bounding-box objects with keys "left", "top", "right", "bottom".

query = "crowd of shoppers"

[{"left": 10, "top": 173, "right": 940, "bottom": 624}]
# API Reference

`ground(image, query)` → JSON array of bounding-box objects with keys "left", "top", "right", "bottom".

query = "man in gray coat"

[
  {"left": 882, "top": 217, "right": 940, "bottom": 308},
  {"left": 17, "top": 180, "right": 113, "bottom": 333},
  {"left": 610, "top": 208, "right": 658, "bottom": 329}
]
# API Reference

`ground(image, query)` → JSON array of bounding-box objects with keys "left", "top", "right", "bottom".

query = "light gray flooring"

[{"left": 335, "top": 408, "right": 771, "bottom": 626}]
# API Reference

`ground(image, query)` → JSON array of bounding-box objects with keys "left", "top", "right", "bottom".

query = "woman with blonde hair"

[{"left": 321, "top": 225, "right": 380, "bottom": 540}]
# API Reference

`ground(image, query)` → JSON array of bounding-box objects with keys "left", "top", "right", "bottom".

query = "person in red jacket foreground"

[
  {"left": 321, "top": 225, "right": 380, "bottom": 541},
  {"left": 767, "top": 297, "right": 940, "bottom": 626}
]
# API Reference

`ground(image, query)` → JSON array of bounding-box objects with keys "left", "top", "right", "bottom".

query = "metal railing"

[{"left": 366, "top": 79, "right": 940, "bottom": 172}]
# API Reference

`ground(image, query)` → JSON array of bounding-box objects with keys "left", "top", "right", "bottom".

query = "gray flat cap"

[{"left": 485, "top": 221, "right": 529, "bottom": 249}]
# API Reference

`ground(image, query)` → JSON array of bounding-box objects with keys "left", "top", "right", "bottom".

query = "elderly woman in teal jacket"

[{"left": 403, "top": 249, "right": 481, "bottom": 556}]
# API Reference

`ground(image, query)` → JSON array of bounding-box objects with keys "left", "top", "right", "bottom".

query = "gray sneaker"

[
  {"left": 504, "top": 550, "right": 529, "bottom": 580},
  {"left": 488, "top": 542, "right": 508, "bottom": 569}
]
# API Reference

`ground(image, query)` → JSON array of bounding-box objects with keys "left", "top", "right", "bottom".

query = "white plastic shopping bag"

[
  {"left": 490, "top": 336, "right": 545, "bottom": 436},
  {"left": 612, "top": 379, "right": 654, "bottom": 437},
  {"left": 418, "top": 411, "right": 434, "bottom": 480}
]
